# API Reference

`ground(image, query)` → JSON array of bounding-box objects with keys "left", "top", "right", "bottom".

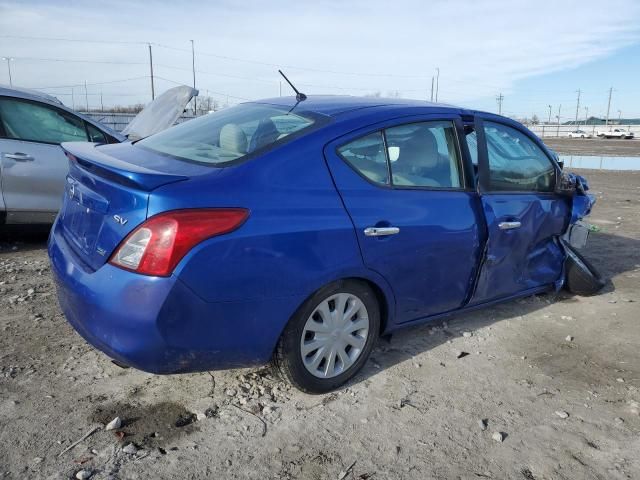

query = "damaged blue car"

[{"left": 48, "top": 96, "right": 599, "bottom": 393}]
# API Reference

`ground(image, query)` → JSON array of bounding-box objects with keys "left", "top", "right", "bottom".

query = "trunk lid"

[{"left": 58, "top": 141, "right": 210, "bottom": 271}]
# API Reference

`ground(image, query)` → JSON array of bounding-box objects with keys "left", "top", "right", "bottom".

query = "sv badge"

[{"left": 113, "top": 214, "right": 128, "bottom": 226}]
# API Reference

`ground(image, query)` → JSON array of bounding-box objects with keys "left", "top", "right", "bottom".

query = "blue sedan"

[{"left": 48, "top": 96, "right": 595, "bottom": 393}]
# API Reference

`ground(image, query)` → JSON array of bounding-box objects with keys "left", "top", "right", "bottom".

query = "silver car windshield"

[{"left": 137, "top": 103, "right": 317, "bottom": 165}]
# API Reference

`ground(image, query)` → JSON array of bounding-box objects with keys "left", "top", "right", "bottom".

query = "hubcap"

[{"left": 300, "top": 293, "right": 370, "bottom": 379}]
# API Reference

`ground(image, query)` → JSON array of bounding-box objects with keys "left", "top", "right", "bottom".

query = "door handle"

[
  {"left": 4, "top": 152, "right": 34, "bottom": 161},
  {"left": 498, "top": 221, "right": 522, "bottom": 230},
  {"left": 364, "top": 226, "right": 400, "bottom": 237}
]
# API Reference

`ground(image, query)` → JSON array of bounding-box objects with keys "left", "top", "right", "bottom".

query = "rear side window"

[
  {"left": 0, "top": 97, "right": 88, "bottom": 144},
  {"left": 137, "top": 103, "right": 318, "bottom": 165},
  {"left": 386, "top": 121, "right": 461, "bottom": 188},
  {"left": 337, "top": 132, "right": 389, "bottom": 185},
  {"left": 483, "top": 121, "right": 555, "bottom": 192},
  {"left": 338, "top": 120, "right": 463, "bottom": 189}
]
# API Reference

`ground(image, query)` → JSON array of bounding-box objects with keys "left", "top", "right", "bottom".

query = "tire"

[
  {"left": 564, "top": 244, "right": 605, "bottom": 296},
  {"left": 273, "top": 280, "right": 380, "bottom": 393}
]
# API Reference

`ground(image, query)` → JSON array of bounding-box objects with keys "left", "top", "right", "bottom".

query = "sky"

[{"left": 1, "top": 0, "right": 639, "bottom": 121}]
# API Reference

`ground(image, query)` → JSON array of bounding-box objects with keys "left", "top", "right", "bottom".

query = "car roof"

[
  {"left": 0, "top": 84, "right": 64, "bottom": 105},
  {"left": 0, "top": 84, "right": 126, "bottom": 141},
  {"left": 252, "top": 95, "right": 470, "bottom": 117}
]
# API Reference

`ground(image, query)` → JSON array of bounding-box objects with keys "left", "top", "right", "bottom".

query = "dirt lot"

[
  {"left": 1, "top": 169, "right": 639, "bottom": 480},
  {"left": 543, "top": 138, "right": 640, "bottom": 157}
]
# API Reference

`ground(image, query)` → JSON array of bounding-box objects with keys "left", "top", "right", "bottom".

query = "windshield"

[{"left": 137, "top": 103, "right": 318, "bottom": 165}]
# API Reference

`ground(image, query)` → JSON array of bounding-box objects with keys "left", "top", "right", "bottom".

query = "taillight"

[{"left": 109, "top": 209, "right": 248, "bottom": 276}]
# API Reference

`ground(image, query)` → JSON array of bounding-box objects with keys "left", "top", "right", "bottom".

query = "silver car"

[{"left": 0, "top": 85, "right": 196, "bottom": 225}]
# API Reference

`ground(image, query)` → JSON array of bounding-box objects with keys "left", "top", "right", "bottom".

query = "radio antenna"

[{"left": 278, "top": 70, "right": 307, "bottom": 102}]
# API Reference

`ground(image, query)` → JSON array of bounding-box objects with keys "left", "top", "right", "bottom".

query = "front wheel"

[{"left": 274, "top": 280, "right": 380, "bottom": 393}]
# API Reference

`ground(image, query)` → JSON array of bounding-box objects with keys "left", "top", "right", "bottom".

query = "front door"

[
  {"left": 0, "top": 96, "right": 90, "bottom": 223},
  {"left": 325, "top": 114, "right": 483, "bottom": 324},
  {"left": 470, "top": 116, "right": 570, "bottom": 303}
]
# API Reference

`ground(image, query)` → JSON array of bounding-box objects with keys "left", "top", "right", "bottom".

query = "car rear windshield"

[{"left": 137, "top": 103, "right": 319, "bottom": 165}]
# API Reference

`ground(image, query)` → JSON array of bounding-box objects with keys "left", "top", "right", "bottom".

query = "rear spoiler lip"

[{"left": 62, "top": 141, "right": 188, "bottom": 191}]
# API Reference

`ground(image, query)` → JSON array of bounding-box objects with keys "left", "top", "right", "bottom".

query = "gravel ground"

[
  {"left": 542, "top": 138, "right": 640, "bottom": 157},
  {"left": 1, "top": 169, "right": 639, "bottom": 480}
]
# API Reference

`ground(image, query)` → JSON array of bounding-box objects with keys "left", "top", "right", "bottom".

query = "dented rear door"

[{"left": 469, "top": 115, "right": 571, "bottom": 304}]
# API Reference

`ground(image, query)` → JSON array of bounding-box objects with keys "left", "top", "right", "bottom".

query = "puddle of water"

[{"left": 561, "top": 155, "right": 640, "bottom": 171}]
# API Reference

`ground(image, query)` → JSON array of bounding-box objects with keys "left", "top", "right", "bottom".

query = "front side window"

[
  {"left": 484, "top": 121, "right": 555, "bottom": 192},
  {"left": 465, "top": 129, "right": 479, "bottom": 166},
  {"left": 86, "top": 122, "right": 107, "bottom": 143},
  {"left": 337, "top": 120, "right": 463, "bottom": 189},
  {"left": 0, "top": 97, "right": 88, "bottom": 144},
  {"left": 137, "top": 103, "right": 317, "bottom": 165}
]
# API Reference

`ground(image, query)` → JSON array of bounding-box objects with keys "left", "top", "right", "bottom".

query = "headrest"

[
  {"left": 220, "top": 124, "right": 248, "bottom": 154},
  {"left": 399, "top": 128, "right": 439, "bottom": 168}
]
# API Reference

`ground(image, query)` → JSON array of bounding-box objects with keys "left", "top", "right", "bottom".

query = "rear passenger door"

[
  {"left": 0, "top": 96, "right": 90, "bottom": 223},
  {"left": 469, "top": 116, "right": 570, "bottom": 303},
  {"left": 324, "top": 114, "right": 484, "bottom": 324}
]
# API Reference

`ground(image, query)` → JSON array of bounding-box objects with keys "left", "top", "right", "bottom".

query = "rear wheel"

[{"left": 274, "top": 280, "right": 380, "bottom": 393}]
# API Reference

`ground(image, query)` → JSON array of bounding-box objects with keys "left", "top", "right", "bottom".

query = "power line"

[
  {"left": 0, "top": 34, "right": 147, "bottom": 45},
  {"left": 28, "top": 76, "right": 151, "bottom": 89},
  {"left": 12, "top": 56, "right": 147, "bottom": 65},
  {"left": 1, "top": 33, "right": 438, "bottom": 79},
  {"left": 153, "top": 75, "right": 250, "bottom": 101},
  {"left": 4, "top": 55, "right": 460, "bottom": 96}
]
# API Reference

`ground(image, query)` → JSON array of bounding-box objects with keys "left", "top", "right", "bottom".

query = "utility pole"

[
  {"left": 584, "top": 106, "right": 588, "bottom": 126},
  {"left": 71, "top": 87, "right": 75, "bottom": 110},
  {"left": 548, "top": 104, "right": 552, "bottom": 124},
  {"left": 435, "top": 67, "right": 440, "bottom": 102},
  {"left": 84, "top": 80, "right": 89, "bottom": 111},
  {"left": 430, "top": 76, "right": 434, "bottom": 102},
  {"left": 100, "top": 92, "right": 104, "bottom": 112},
  {"left": 556, "top": 104, "right": 562, "bottom": 137},
  {"left": 148, "top": 43, "right": 155, "bottom": 100},
  {"left": 2, "top": 57, "right": 13, "bottom": 86},
  {"left": 574, "top": 89, "right": 581, "bottom": 125},
  {"left": 279, "top": 81, "right": 282, "bottom": 97},
  {"left": 496, "top": 93, "right": 504, "bottom": 115},
  {"left": 190, "top": 40, "right": 197, "bottom": 115},
  {"left": 605, "top": 87, "right": 612, "bottom": 126}
]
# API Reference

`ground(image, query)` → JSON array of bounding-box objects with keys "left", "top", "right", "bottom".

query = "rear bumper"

[{"left": 48, "top": 221, "right": 299, "bottom": 373}]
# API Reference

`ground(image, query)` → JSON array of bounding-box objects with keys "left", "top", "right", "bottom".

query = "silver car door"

[
  {"left": 0, "top": 96, "right": 89, "bottom": 223},
  {"left": 0, "top": 139, "right": 70, "bottom": 223}
]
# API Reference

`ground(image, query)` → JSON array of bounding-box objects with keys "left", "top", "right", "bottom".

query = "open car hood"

[{"left": 122, "top": 85, "right": 198, "bottom": 140}]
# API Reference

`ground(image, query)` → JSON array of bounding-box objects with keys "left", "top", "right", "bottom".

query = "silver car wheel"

[{"left": 300, "top": 293, "right": 370, "bottom": 379}]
